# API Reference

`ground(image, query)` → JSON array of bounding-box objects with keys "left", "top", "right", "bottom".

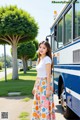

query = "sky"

[{"left": 0, "top": 0, "right": 65, "bottom": 56}]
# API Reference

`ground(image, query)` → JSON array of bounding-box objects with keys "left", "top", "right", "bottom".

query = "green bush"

[
  {"left": 0, "top": 62, "right": 3, "bottom": 70},
  {"left": 27, "top": 66, "right": 32, "bottom": 70},
  {"left": 19, "top": 66, "right": 32, "bottom": 71},
  {"left": 19, "top": 68, "right": 23, "bottom": 71}
]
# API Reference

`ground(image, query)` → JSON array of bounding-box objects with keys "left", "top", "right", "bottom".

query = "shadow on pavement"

[{"left": 0, "top": 95, "right": 33, "bottom": 100}]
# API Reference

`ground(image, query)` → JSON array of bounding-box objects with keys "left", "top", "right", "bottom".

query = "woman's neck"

[{"left": 41, "top": 55, "right": 46, "bottom": 59}]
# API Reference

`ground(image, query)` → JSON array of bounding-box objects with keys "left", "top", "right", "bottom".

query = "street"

[{"left": 0, "top": 68, "right": 12, "bottom": 79}]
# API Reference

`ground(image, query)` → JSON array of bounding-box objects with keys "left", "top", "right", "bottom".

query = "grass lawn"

[
  {"left": 19, "top": 112, "right": 29, "bottom": 120},
  {"left": 0, "top": 67, "right": 37, "bottom": 97}
]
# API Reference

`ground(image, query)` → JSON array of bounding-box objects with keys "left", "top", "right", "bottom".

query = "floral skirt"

[{"left": 31, "top": 77, "right": 56, "bottom": 120}]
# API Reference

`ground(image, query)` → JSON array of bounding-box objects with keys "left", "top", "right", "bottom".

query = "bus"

[{"left": 49, "top": 0, "right": 80, "bottom": 119}]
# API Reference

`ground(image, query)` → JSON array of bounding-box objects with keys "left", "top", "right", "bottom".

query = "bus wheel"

[
  {"left": 64, "top": 106, "right": 79, "bottom": 119},
  {"left": 61, "top": 85, "right": 79, "bottom": 119},
  {"left": 60, "top": 85, "right": 66, "bottom": 111}
]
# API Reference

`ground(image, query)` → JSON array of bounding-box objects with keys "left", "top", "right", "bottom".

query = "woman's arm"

[
  {"left": 32, "top": 59, "right": 38, "bottom": 95},
  {"left": 46, "top": 63, "right": 51, "bottom": 98},
  {"left": 32, "top": 78, "right": 37, "bottom": 95}
]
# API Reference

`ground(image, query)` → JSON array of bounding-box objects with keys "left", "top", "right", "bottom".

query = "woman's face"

[{"left": 39, "top": 43, "right": 47, "bottom": 56}]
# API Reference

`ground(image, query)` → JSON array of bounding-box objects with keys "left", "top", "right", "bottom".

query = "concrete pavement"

[
  {"left": 0, "top": 96, "right": 32, "bottom": 120},
  {"left": 0, "top": 95, "right": 67, "bottom": 120}
]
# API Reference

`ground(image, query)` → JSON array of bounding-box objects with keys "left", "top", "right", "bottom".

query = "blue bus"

[{"left": 49, "top": 0, "right": 80, "bottom": 119}]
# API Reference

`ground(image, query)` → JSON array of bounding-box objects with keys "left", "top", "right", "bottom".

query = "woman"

[{"left": 31, "top": 41, "right": 55, "bottom": 120}]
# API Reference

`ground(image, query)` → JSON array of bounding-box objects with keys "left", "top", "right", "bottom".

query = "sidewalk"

[
  {"left": 0, "top": 95, "right": 67, "bottom": 120},
  {"left": 0, "top": 96, "right": 33, "bottom": 120}
]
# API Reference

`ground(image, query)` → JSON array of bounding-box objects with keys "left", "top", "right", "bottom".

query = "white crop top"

[{"left": 36, "top": 56, "right": 51, "bottom": 77}]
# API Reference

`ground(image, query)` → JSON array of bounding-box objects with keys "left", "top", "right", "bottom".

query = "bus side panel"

[
  {"left": 63, "top": 73, "right": 80, "bottom": 117},
  {"left": 72, "top": 96, "right": 80, "bottom": 117},
  {"left": 54, "top": 70, "right": 80, "bottom": 117},
  {"left": 53, "top": 39, "right": 80, "bottom": 117}
]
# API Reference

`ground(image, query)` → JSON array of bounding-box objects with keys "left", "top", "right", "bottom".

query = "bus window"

[
  {"left": 75, "top": 0, "right": 80, "bottom": 38},
  {"left": 58, "top": 19, "right": 63, "bottom": 48},
  {"left": 64, "top": 8, "right": 72, "bottom": 44},
  {"left": 54, "top": 25, "right": 58, "bottom": 51},
  {"left": 52, "top": 33, "right": 57, "bottom": 52},
  {"left": 54, "top": 25, "right": 57, "bottom": 41}
]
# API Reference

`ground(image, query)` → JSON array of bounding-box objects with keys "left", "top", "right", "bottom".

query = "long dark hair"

[{"left": 38, "top": 41, "right": 53, "bottom": 69}]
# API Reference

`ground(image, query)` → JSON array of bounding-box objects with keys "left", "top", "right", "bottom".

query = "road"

[{"left": 0, "top": 68, "right": 12, "bottom": 79}]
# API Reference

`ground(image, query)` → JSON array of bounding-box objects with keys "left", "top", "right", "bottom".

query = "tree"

[
  {"left": 17, "top": 41, "right": 36, "bottom": 74},
  {"left": 32, "top": 39, "right": 39, "bottom": 61},
  {"left": 33, "top": 39, "right": 39, "bottom": 50},
  {"left": 0, "top": 5, "right": 38, "bottom": 79}
]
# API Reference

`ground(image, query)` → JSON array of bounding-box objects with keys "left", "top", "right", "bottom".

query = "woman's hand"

[
  {"left": 46, "top": 85, "right": 51, "bottom": 98},
  {"left": 32, "top": 89, "right": 35, "bottom": 95},
  {"left": 46, "top": 90, "right": 51, "bottom": 98}
]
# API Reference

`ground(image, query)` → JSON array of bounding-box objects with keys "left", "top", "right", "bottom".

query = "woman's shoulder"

[
  {"left": 45, "top": 56, "right": 51, "bottom": 60},
  {"left": 44, "top": 56, "right": 52, "bottom": 64}
]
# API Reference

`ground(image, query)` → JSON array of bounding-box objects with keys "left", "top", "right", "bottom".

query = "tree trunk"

[
  {"left": 22, "top": 58, "right": 27, "bottom": 74},
  {"left": 26, "top": 61, "right": 28, "bottom": 71},
  {"left": 12, "top": 43, "right": 18, "bottom": 80}
]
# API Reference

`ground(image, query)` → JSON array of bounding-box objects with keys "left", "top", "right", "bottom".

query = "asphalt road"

[{"left": 0, "top": 68, "right": 12, "bottom": 79}]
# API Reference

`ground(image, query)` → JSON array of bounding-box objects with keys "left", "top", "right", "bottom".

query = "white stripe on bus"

[
  {"left": 54, "top": 81, "right": 58, "bottom": 85},
  {"left": 54, "top": 80, "right": 80, "bottom": 100},
  {"left": 66, "top": 87, "right": 80, "bottom": 100},
  {"left": 54, "top": 82, "right": 80, "bottom": 100},
  {"left": 54, "top": 68, "right": 80, "bottom": 76},
  {"left": 54, "top": 65, "right": 80, "bottom": 67}
]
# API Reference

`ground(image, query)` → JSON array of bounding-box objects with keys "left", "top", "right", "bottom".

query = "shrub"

[
  {"left": 0, "top": 62, "right": 3, "bottom": 70},
  {"left": 19, "top": 68, "right": 23, "bottom": 71}
]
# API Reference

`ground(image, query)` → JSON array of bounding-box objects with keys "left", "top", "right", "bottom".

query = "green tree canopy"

[
  {"left": 33, "top": 39, "right": 39, "bottom": 50},
  {"left": 0, "top": 5, "right": 38, "bottom": 79},
  {"left": 0, "top": 5, "right": 38, "bottom": 41},
  {"left": 32, "top": 39, "right": 39, "bottom": 61},
  {"left": 17, "top": 41, "right": 36, "bottom": 73}
]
